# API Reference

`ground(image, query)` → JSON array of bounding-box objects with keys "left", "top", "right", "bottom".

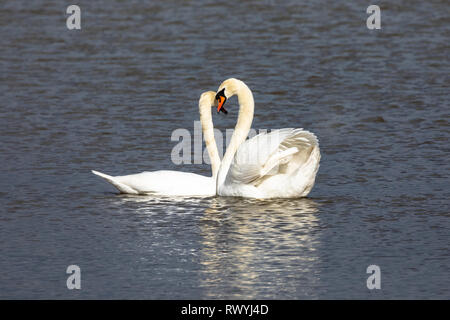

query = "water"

[{"left": 0, "top": 0, "right": 449, "bottom": 299}]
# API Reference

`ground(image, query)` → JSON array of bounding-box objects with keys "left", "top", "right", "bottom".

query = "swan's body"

[
  {"left": 215, "top": 78, "right": 321, "bottom": 199},
  {"left": 92, "top": 91, "right": 220, "bottom": 196},
  {"left": 91, "top": 170, "right": 217, "bottom": 196}
]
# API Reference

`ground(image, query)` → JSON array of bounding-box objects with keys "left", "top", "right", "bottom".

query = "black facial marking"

[
  {"left": 215, "top": 88, "right": 226, "bottom": 100},
  {"left": 215, "top": 88, "right": 228, "bottom": 114}
]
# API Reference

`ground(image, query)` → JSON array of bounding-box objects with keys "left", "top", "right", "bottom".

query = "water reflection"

[
  {"left": 108, "top": 194, "right": 322, "bottom": 298},
  {"left": 198, "top": 197, "right": 321, "bottom": 299}
]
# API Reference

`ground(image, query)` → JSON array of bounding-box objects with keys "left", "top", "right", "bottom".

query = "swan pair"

[{"left": 92, "top": 78, "right": 321, "bottom": 198}]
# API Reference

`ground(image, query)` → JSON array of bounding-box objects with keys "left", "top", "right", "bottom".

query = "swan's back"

[
  {"left": 222, "top": 128, "right": 320, "bottom": 198},
  {"left": 93, "top": 170, "right": 216, "bottom": 196}
]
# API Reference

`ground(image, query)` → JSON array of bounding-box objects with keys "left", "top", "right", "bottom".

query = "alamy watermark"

[
  {"left": 66, "top": 4, "right": 381, "bottom": 31},
  {"left": 66, "top": 265, "right": 81, "bottom": 290},
  {"left": 66, "top": 5, "right": 81, "bottom": 30},
  {"left": 367, "top": 265, "right": 381, "bottom": 289},
  {"left": 170, "top": 121, "right": 279, "bottom": 166},
  {"left": 366, "top": 5, "right": 381, "bottom": 30}
]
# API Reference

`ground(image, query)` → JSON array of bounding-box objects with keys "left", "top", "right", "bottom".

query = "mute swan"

[
  {"left": 92, "top": 91, "right": 221, "bottom": 196},
  {"left": 214, "top": 78, "right": 321, "bottom": 198}
]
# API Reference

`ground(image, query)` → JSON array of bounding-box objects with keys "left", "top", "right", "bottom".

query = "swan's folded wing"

[{"left": 227, "top": 128, "right": 319, "bottom": 185}]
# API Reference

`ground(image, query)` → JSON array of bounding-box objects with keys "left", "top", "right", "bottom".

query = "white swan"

[
  {"left": 92, "top": 91, "right": 221, "bottom": 196},
  {"left": 214, "top": 78, "right": 321, "bottom": 198}
]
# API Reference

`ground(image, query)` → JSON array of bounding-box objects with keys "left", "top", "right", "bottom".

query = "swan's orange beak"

[{"left": 217, "top": 96, "right": 228, "bottom": 114}]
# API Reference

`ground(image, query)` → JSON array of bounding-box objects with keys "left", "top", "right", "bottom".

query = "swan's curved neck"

[
  {"left": 199, "top": 97, "right": 221, "bottom": 179},
  {"left": 217, "top": 80, "right": 254, "bottom": 188}
]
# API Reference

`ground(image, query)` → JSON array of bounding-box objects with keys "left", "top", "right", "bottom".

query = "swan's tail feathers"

[{"left": 91, "top": 170, "right": 139, "bottom": 194}]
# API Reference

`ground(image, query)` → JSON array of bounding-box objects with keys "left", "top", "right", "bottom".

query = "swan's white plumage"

[
  {"left": 91, "top": 170, "right": 139, "bottom": 194},
  {"left": 216, "top": 79, "right": 321, "bottom": 199},
  {"left": 93, "top": 170, "right": 216, "bottom": 196},
  {"left": 222, "top": 129, "right": 321, "bottom": 198},
  {"left": 228, "top": 128, "right": 319, "bottom": 184}
]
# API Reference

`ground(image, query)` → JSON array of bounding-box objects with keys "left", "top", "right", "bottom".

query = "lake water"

[{"left": 0, "top": 0, "right": 449, "bottom": 299}]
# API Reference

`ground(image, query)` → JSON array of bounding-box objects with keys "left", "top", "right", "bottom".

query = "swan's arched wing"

[{"left": 226, "top": 128, "right": 319, "bottom": 185}]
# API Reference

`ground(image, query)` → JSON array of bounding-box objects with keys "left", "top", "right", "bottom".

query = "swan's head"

[
  {"left": 215, "top": 88, "right": 228, "bottom": 114},
  {"left": 199, "top": 91, "right": 219, "bottom": 110},
  {"left": 215, "top": 78, "right": 246, "bottom": 115}
]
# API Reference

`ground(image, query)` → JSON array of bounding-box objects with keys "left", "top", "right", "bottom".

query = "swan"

[
  {"left": 214, "top": 78, "right": 321, "bottom": 198},
  {"left": 91, "top": 91, "right": 221, "bottom": 196}
]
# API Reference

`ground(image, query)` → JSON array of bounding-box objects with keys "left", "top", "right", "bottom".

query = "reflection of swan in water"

[
  {"left": 109, "top": 193, "right": 214, "bottom": 218},
  {"left": 103, "top": 195, "right": 321, "bottom": 299},
  {"left": 198, "top": 198, "right": 321, "bottom": 299}
]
